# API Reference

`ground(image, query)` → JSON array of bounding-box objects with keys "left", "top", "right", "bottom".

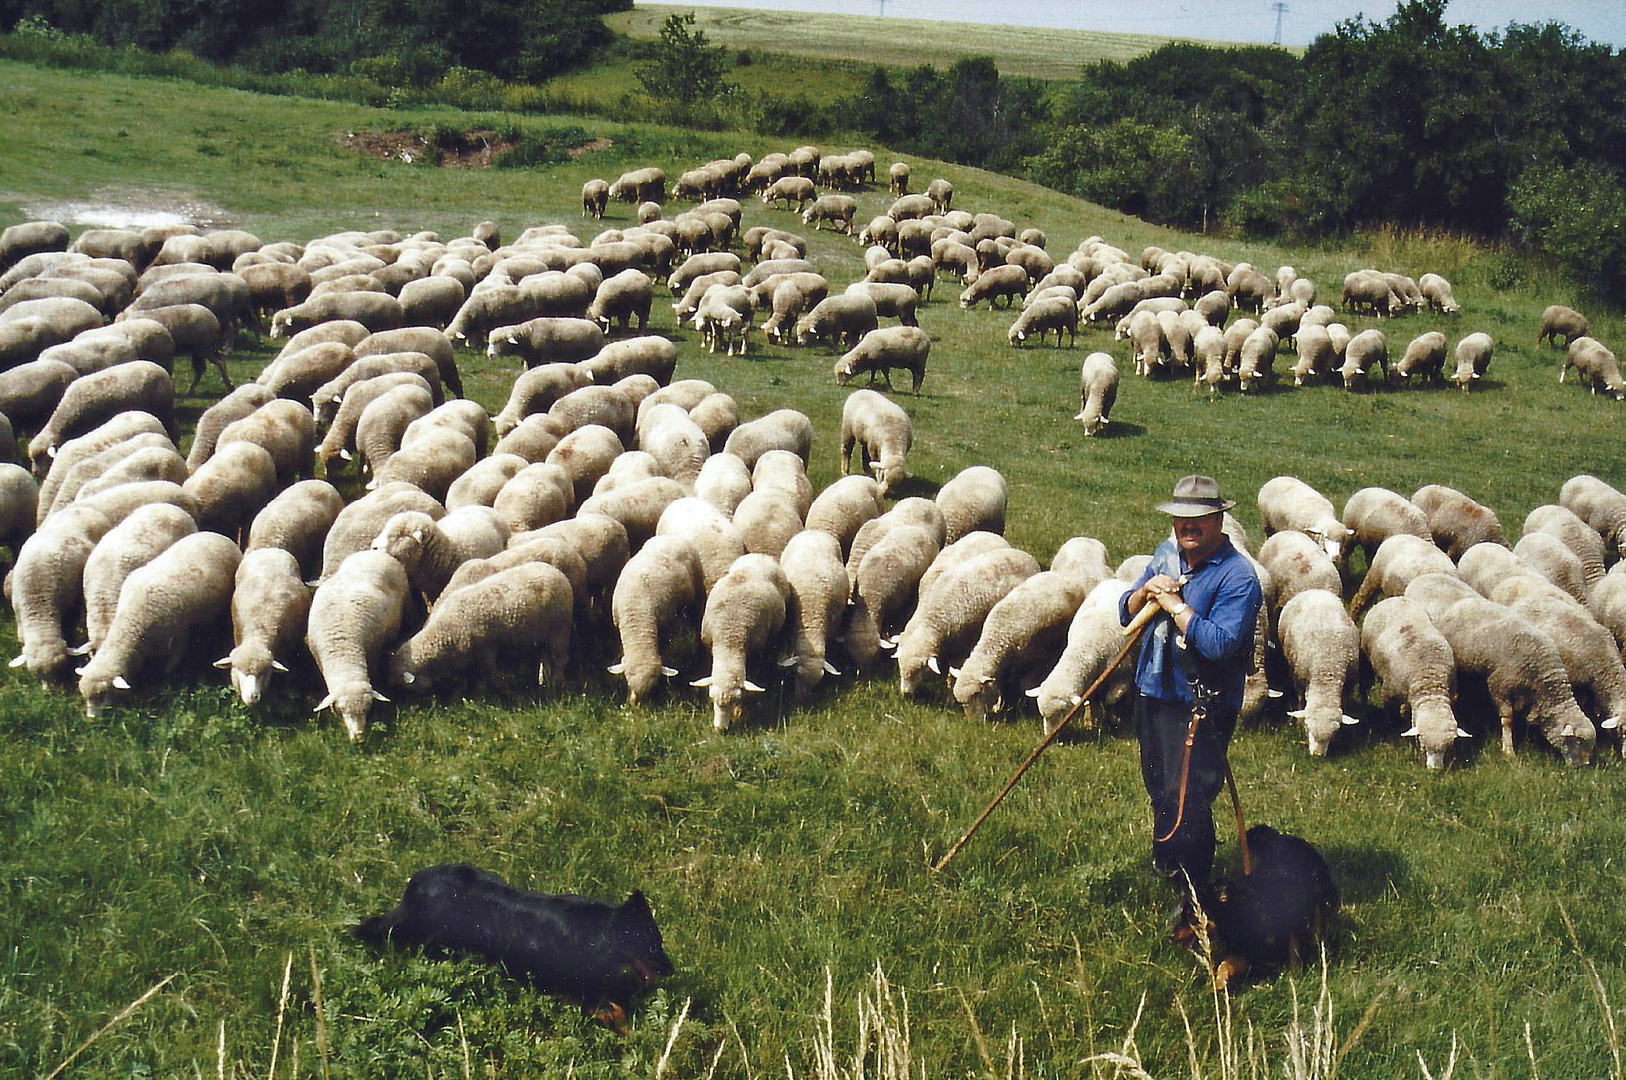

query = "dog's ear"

[{"left": 621, "top": 890, "right": 651, "bottom": 916}]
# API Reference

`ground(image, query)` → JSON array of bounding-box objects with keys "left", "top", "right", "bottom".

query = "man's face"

[{"left": 1173, "top": 512, "right": 1225, "bottom": 561}]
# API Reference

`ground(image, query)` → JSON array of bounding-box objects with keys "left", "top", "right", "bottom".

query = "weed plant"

[{"left": 1, "top": 58, "right": 1625, "bottom": 1078}]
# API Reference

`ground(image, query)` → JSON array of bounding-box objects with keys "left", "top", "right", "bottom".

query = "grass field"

[
  {"left": 3, "top": 57, "right": 1626, "bottom": 1079},
  {"left": 606, "top": 4, "right": 1215, "bottom": 82}
]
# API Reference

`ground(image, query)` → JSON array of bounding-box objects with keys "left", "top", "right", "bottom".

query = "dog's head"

[{"left": 612, "top": 892, "right": 674, "bottom": 986}]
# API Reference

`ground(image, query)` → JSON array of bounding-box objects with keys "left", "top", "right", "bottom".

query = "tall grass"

[{"left": 2, "top": 58, "right": 1626, "bottom": 1077}]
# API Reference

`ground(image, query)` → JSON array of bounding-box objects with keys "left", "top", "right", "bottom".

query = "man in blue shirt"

[{"left": 1119, "top": 475, "right": 1263, "bottom": 940}]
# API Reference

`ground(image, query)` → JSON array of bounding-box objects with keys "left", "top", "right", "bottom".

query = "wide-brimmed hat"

[{"left": 1155, "top": 474, "right": 1235, "bottom": 517}]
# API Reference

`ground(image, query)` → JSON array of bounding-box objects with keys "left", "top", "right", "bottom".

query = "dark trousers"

[{"left": 1135, "top": 694, "right": 1237, "bottom": 893}]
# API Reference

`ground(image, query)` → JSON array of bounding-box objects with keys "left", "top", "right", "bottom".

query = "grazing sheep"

[
  {"left": 181, "top": 439, "right": 278, "bottom": 540},
  {"left": 488, "top": 461, "right": 572, "bottom": 536},
  {"left": 796, "top": 293, "right": 879, "bottom": 351},
  {"left": 845, "top": 498, "right": 946, "bottom": 588},
  {"left": 246, "top": 479, "right": 345, "bottom": 579},
  {"left": 1560, "top": 474, "right": 1626, "bottom": 554},
  {"left": 845, "top": 281, "right": 918, "bottom": 326},
  {"left": 0, "top": 463, "right": 38, "bottom": 553},
  {"left": 640, "top": 409, "right": 711, "bottom": 488},
  {"left": 317, "top": 373, "right": 436, "bottom": 475},
  {"left": 1075, "top": 352, "right": 1120, "bottom": 436},
  {"left": 779, "top": 529, "right": 849, "bottom": 695},
  {"left": 833, "top": 326, "right": 929, "bottom": 394},
  {"left": 1194, "top": 325, "right": 1229, "bottom": 394},
  {"left": 217, "top": 398, "right": 316, "bottom": 483},
  {"left": 1029, "top": 579, "right": 1137, "bottom": 733},
  {"left": 548, "top": 384, "right": 636, "bottom": 445},
  {"left": 1424, "top": 592, "right": 1594, "bottom": 764},
  {"left": 579, "top": 336, "right": 677, "bottom": 387},
  {"left": 959, "top": 265, "right": 1029, "bottom": 310},
  {"left": 1258, "top": 531, "right": 1341, "bottom": 627},
  {"left": 951, "top": 569, "right": 1094, "bottom": 720},
  {"left": 577, "top": 476, "right": 686, "bottom": 551},
  {"left": 802, "top": 194, "right": 858, "bottom": 234},
  {"left": 607, "top": 535, "right": 705, "bottom": 706},
  {"left": 1513, "top": 532, "right": 1590, "bottom": 606},
  {"left": 937, "top": 466, "right": 1008, "bottom": 544},
  {"left": 1416, "top": 273, "right": 1459, "bottom": 313},
  {"left": 352, "top": 382, "right": 434, "bottom": 477},
  {"left": 692, "top": 283, "right": 755, "bottom": 356},
  {"left": 486, "top": 317, "right": 605, "bottom": 369},
  {"left": 491, "top": 413, "right": 565, "bottom": 464},
  {"left": 805, "top": 474, "right": 883, "bottom": 556},
  {"left": 695, "top": 452, "right": 752, "bottom": 517},
  {"left": 732, "top": 488, "right": 803, "bottom": 558},
  {"left": 1506, "top": 593, "right": 1626, "bottom": 736},
  {"left": 844, "top": 523, "right": 940, "bottom": 672},
  {"left": 79, "top": 502, "right": 198, "bottom": 657},
  {"left": 27, "top": 362, "right": 175, "bottom": 472},
  {"left": 216, "top": 547, "right": 311, "bottom": 705},
  {"left": 492, "top": 364, "right": 593, "bottom": 440},
  {"left": 839, "top": 389, "right": 911, "bottom": 496},
  {"left": 545, "top": 425, "right": 622, "bottom": 506},
  {"left": 1391, "top": 330, "right": 1447, "bottom": 385},
  {"left": 694, "top": 553, "right": 792, "bottom": 731},
  {"left": 8, "top": 504, "right": 111, "bottom": 681},
  {"left": 75, "top": 531, "right": 240, "bottom": 716},
  {"left": 1008, "top": 297, "right": 1078, "bottom": 347},
  {"left": 1448, "top": 331, "right": 1494, "bottom": 391},
  {"left": 1236, "top": 326, "right": 1279, "bottom": 393},
  {"left": 269, "top": 291, "right": 403, "bottom": 338},
  {"left": 689, "top": 391, "right": 738, "bottom": 452},
  {"left": 722, "top": 409, "right": 813, "bottom": 471},
  {"left": 586, "top": 269, "right": 654, "bottom": 333},
  {"left": 582, "top": 179, "right": 610, "bottom": 219},
  {"left": 1538, "top": 305, "right": 1588, "bottom": 348},
  {"left": 391, "top": 562, "right": 573, "bottom": 691},
  {"left": 43, "top": 433, "right": 177, "bottom": 519},
  {"left": 1412, "top": 483, "right": 1506, "bottom": 560},
  {"left": 1561, "top": 337, "right": 1625, "bottom": 399},
  {"left": 318, "top": 482, "right": 444, "bottom": 580},
  {"left": 307, "top": 549, "right": 408, "bottom": 742},
  {"left": 654, "top": 497, "right": 745, "bottom": 592},
  {"left": 895, "top": 546, "right": 1040, "bottom": 696},
  {"left": 0, "top": 358, "right": 78, "bottom": 429},
  {"left": 186, "top": 384, "right": 275, "bottom": 472},
  {"left": 926, "top": 178, "right": 954, "bottom": 213},
  {"left": 1338, "top": 329, "right": 1387, "bottom": 390},
  {"left": 667, "top": 252, "right": 742, "bottom": 295},
  {"left": 1524, "top": 504, "right": 1607, "bottom": 587},
  {"left": 1258, "top": 476, "right": 1350, "bottom": 560},
  {"left": 371, "top": 506, "right": 509, "bottom": 603},
  {"left": 1341, "top": 487, "right": 1429, "bottom": 569},
  {"left": 1339, "top": 270, "right": 1396, "bottom": 317},
  {"left": 1276, "top": 589, "right": 1360, "bottom": 757},
  {"left": 1359, "top": 596, "right": 1463, "bottom": 769},
  {"left": 398, "top": 276, "right": 465, "bottom": 330},
  {"left": 888, "top": 162, "right": 910, "bottom": 196}
]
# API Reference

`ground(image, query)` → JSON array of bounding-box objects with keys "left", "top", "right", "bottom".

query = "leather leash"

[{"left": 1156, "top": 706, "right": 1251, "bottom": 875}]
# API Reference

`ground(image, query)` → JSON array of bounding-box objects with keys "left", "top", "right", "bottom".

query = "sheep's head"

[
  {"left": 14, "top": 638, "right": 72, "bottom": 683},
  {"left": 76, "top": 666, "right": 131, "bottom": 718},
  {"left": 1403, "top": 699, "right": 1468, "bottom": 770},
  {"left": 833, "top": 358, "right": 855, "bottom": 385},
  {"left": 1289, "top": 705, "right": 1358, "bottom": 758},
  {"left": 610, "top": 658, "right": 677, "bottom": 708},
  {"left": 215, "top": 645, "right": 287, "bottom": 706},
  {"left": 314, "top": 684, "right": 389, "bottom": 743},
  {"left": 952, "top": 669, "right": 998, "bottom": 721}
]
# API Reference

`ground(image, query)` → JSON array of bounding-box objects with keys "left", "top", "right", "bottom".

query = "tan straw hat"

[{"left": 1155, "top": 474, "right": 1236, "bottom": 517}]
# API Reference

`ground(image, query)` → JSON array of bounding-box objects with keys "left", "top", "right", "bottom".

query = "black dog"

[
  {"left": 1210, "top": 826, "right": 1339, "bottom": 989},
  {"left": 354, "top": 864, "right": 674, "bottom": 1025}
]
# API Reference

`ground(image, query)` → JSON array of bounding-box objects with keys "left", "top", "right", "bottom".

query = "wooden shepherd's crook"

[{"left": 931, "top": 601, "right": 1162, "bottom": 874}]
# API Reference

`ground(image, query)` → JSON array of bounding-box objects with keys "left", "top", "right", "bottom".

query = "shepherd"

[{"left": 1119, "top": 475, "right": 1263, "bottom": 945}]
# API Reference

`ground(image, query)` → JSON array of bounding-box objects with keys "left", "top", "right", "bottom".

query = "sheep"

[
  {"left": 1275, "top": 589, "right": 1360, "bottom": 756},
  {"left": 217, "top": 398, "right": 316, "bottom": 483},
  {"left": 306, "top": 549, "right": 407, "bottom": 742},
  {"left": 260, "top": 340, "right": 361, "bottom": 405},
  {"left": 846, "top": 498, "right": 946, "bottom": 585},
  {"left": 691, "top": 553, "right": 792, "bottom": 731},
  {"left": 958, "top": 265, "right": 1028, "bottom": 311},
  {"left": 35, "top": 412, "right": 167, "bottom": 520},
  {"left": 0, "top": 463, "right": 37, "bottom": 553},
  {"left": 352, "top": 382, "right": 434, "bottom": 478},
  {"left": 1070, "top": 351, "right": 1121, "bottom": 437},
  {"left": 1028, "top": 579, "right": 1137, "bottom": 733},
  {"left": 318, "top": 482, "right": 444, "bottom": 580},
  {"left": 243, "top": 478, "right": 344, "bottom": 580},
  {"left": 317, "top": 373, "right": 435, "bottom": 475},
  {"left": 1561, "top": 337, "right": 1626, "bottom": 399},
  {"left": 492, "top": 364, "right": 591, "bottom": 441},
  {"left": 1537, "top": 304, "right": 1588, "bottom": 348},
  {"left": 722, "top": 409, "right": 813, "bottom": 470},
  {"left": 1341, "top": 487, "right": 1430, "bottom": 570},
  {"left": 951, "top": 568, "right": 1094, "bottom": 720},
  {"left": 486, "top": 317, "right": 605, "bottom": 369},
  {"left": 1513, "top": 532, "right": 1591, "bottom": 606},
  {"left": 886, "top": 161, "right": 910, "bottom": 196},
  {"left": 75, "top": 531, "right": 241, "bottom": 716},
  {"left": 78, "top": 502, "right": 198, "bottom": 658},
  {"left": 43, "top": 433, "right": 177, "bottom": 519},
  {"left": 606, "top": 534, "right": 706, "bottom": 706},
  {"left": 802, "top": 194, "right": 857, "bottom": 234},
  {"left": 1258, "top": 530, "right": 1341, "bottom": 631},
  {"left": 1236, "top": 326, "right": 1279, "bottom": 393},
  {"left": 1359, "top": 596, "right": 1463, "bottom": 769},
  {"left": 936, "top": 466, "right": 1008, "bottom": 544},
  {"left": 1424, "top": 592, "right": 1595, "bottom": 765},
  {"left": 1590, "top": 573, "right": 1626, "bottom": 661},
  {"left": 1524, "top": 504, "right": 1607, "bottom": 588},
  {"left": 1560, "top": 474, "right": 1626, "bottom": 555},
  {"left": 653, "top": 497, "right": 744, "bottom": 593},
  {"left": 1337, "top": 329, "right": 1387, "bottom": 390},
  {"left": 804, "top": 474, "right": 883, "bottom": 557},
  {"left": 795, "top": 293, "right": 878, "bottom": 351},
  {"left": 213, "top": 548, "right": 312, "bottom": 705},
  {"left": 269, "top": 291, "right": 403, "bottom": 338},
  {"left": 1008, "top": 297, "right": 1078, "bottom": 348},
  {"left": 0, "top": 221, "right": 69, "bottom": 270},
  {"left": 838, "top": 389, "right": 911, "bottom": 497},
  {"left": 1445, "top": 331, "right": 1494, "bottom": 392},
  {"left": 695, "top": 452, "right": 752, "bottom": 518},
  {"left": 586, "top": 269, "right": 654, "bottom": 334},
  {"left": 763, "top": 280, "right": 807, "bottom": 345},
  {"left": 548, "top": 384, "right": 636, "bottom": 445},
  {"left": 8, "top": 504, "right": 111, "bottom": 680},
  {"left": 577, "top": 477, "right": 686, "bottom": 551},
  {"left": 731, "top": 488, "right": 803, "bottom": 559},
  {"left": 184, "top": 384, "right": 274, "bottom": 473},
  {"left": 1412, "top": 483, "right": 1506, "bottom": 560},
  {"left": 371, "top": 506, "right": 509, "bottom": 603},
  {"left": 924, "top": 178, "right": 953, "bottom": 213},
  {"left": 690, "top": 392, "right": 739, "bottom": 452},
  {"left": 1187, "top": 324, "right": 1227, "bottom": 395},
  {"left": 579, "top": 336, "right": 677, "bottom": 386},
  {"left": 673, "top": 270, "right": 743, "bottom": 322},
  {"left": 845, "top": 281, "right": 918, "bottom": 327},
  {"left": 544, "top": 425, "right": 621, "bottom": 506},
  {"left": 487, "top": 461, "right": 572, "bottom": 536},
  {"left": 1391, "top": 330, "right": 1447, "bottom": 385},
  {"left": 692, "top": 284, "right": 755, "bottom": 356},
  {"left": 27, "top": 362, "right": 175, "bottom": 472},
  {"left": 1258, "top": 476, "right": 1350, "bottom": 560},
  {"left": 1340, "top": 270, "right": 1396, "bottom": 317},
  {"left": 1507, "top": 592, "right": 1626, "bottom": 736},
  {"left": 763, "top": 176, "right": 817, "bottom": 211},
  {"left": 779, "top": 529, "right": 849, "bottom": 695},
  {"left": 895, "top": 546, "right": 1039, "bottom": 696},
  {"left": 1418, "top": 273, "right": 1459, "bottom": 313},
  {"left": 0, "top": 357, "right": 77, "bottom": 429},
  {"left": 582, "top": 179, "right": 610, "bottom": 219},
  {"left": 181, "top": 439, "right": 278, "bottom": 540},
  {"left": 519, "top": 512, "right": 630, "bottom": 610},
  {"left": 832, "top": 325, "right": 930, "bottom": 395},
  {"left": 491, "top": 413, "right": 565, "bottom": 464},
  {"left": 844, "top": 523, "right": 940, "bottom": 672}
]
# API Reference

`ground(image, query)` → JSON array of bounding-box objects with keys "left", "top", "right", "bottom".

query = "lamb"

[
  {"left": 1028, "top": 579, "right": 1138, "bottom": 733},
  {"left": 390, "top": 561, "right": 573, "bottom": 692},
  {"left": 307, "top": 549, "right": 408, "bottom": 742},
  {"left": 1524, "top": 504, "right": 1607, "bottom": 587},
  {"left": 1412, "top": 483, "right": 1506, "bottom": 560},
  {"left": 1275, "top": 588, "right": 1360, "bottom": 757},
  {"left": 1423, "top": 591, "right": 1595, "bottom": 765},
  {"left": 372, "top": 506, "right": 509, "bottom": 603},
  {"left": 722, "top": 409, "right": 813, "bottom": 470},
  {"left": 78, "top": 502, "right": 198, "bottom": 658},
  {"left": 214, "top": 547, "right": 311, "bottom": 705},
  {"left": 1258, "top": 476, "right": 1350, "bottom": 560},
  {"left": 27, "top": 362, "right": 175, "bottom": 472},
  {"left": 778, "top": 529, "right": 849, "bottom": 695},
  {"left": 1358, "top": 596, "right": 1463, "bottom": 769},
  {"left": 796, "top": 293, "right": 879, "bottom": 351},
  {"left": 75, "top": 531, "right": 240, "bottom": 716},
  {"left": 1418, "top": 273, "right": 1459, "bottom": 314},
  {"left": 693, "top": 553, "right": 792, "bottom": 731},
  {"left": 318, "top": 482, "right": 444, "bottom": 580},
  {"left": 246, "top": 479, "right": 345, "bottom": 579},
  {"left": 1561, "top": 337, "right": 1626, "bottom": 399},
  {"left": 545, "top": 424, "right": 623, "bottom": 504},
  {"left": 1506, "top": 593, "right": 1626, "bottom": 736},
  {"left": 1537, "top": 304, "right": 1588, "bottom": 348},
  {"left": 936, "top": 465, "right": 1008, "bottom": 544},
  {"left": 586, "top": 269, "right": 654, "bottom": 333},
  {"left": 1338, "top": 329, "right": 1387, "bottom": 390},
  {"left": 951, "top": 568, "right": 1094, "bottom": 720},
  {"left": 895, "top": 546, "right": 1040, "bottom": 696},
  {"left": 486, "top": 317, "right": 605, "bottom": 369}
]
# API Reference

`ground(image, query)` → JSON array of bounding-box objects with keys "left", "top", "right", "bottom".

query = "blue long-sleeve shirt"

[{"left": 1117, "top": 537, "right": 1263, "bottom": 714}]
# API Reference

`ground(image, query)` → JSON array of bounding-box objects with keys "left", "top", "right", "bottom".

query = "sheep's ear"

[
  {"left": 412, "top": 528, "right": 426, "bottom": 542},
  {"left": 1341, "top": 713, "right": 1360, "bottom": 726},
  {"left": 742, "top": 680, "right": 766, "bottom": 693},
  {"left": 400, "top": 671, "right": 415, "bottom": 685},
  {"left": 926, "top": 656, "right": 940, "bottom": 675},
  {"left": 1267, "top": 688, "right": 1284, "bottom": 698},
  {"left": 823, "top": 660, "right": 840, "bottom": 675},
  {"left": 1024, "top": 686, "right": 1042, "bottom": 698},
  {"left": 1402, "top": 726, "right": 1420, "bottom": 737},
  {"left": 947, "top": 665, "right": 961, "bottom": 680},
  {"left": 1602, "top": 716, "right": 1621, "bottom": 730},
  {"left": 313, "top": 693, "right": 335, "bottom": 713},
  {"left": 270, "top": 659, "right": 289, "bottom": 673},
  {"left": 1074, "top": 411, "right": 1088, "bottom": 420},
  {"left": 213, "top": 656, "right": 234, "bottom": 669},
  {"left": 74, "top": 665, "right": 88, "bottom": 676},
  {"left": 607, "top": 662, "right": 626, "bottom": 675},
  {"left": 1457, "top": 726, "right": 1474, "bottom": 737},
  {"left": 690, "top": 675, "right": 713, "bottom": 688},
  {"left": 68, "top": 642, "right": 93, "bottom": 656},
  {"left": 9, "top": 655, "right": 26, "bottom": 668},
  {"left": 338, "top": 448, "right": 352, "bottom": 460},
  {"left": 778, "top": 655, "right": 799, "bottom": 668},
  {"left": 1286, "top": 708, "right": 1306, "bottom": 719},
  {"left": 371, "top": 689, "right": 390, "bottom": 703},
  {"left": 661, "top": 666, "right": 678, "bottom": 678},
  {"left": 1561, "top": 723, "right": 1577, "bottom": 738},
  {"left": 112, "top": 675, "right": 132, "bottom": 690}
]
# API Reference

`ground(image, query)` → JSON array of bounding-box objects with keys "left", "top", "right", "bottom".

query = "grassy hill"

[{"left": 2, "top": 58, "right": 1625, "bottom": 1079}]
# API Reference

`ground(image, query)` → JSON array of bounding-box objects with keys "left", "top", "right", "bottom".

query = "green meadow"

[{"left": 2, "top": 56, "right": 1625, "bottom": 1079}]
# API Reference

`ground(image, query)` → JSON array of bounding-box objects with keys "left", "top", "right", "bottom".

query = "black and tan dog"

[
  {"left": 1204, "top": 825, "right": 1340, "bottom": 989},
  {"left": 354, "top": 863, "right": 674, "bottom": 1027}
]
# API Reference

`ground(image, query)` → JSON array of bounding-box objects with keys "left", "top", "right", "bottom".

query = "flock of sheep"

[{"left": 0, "top": 139, "right": 1618, "bottom": 767}]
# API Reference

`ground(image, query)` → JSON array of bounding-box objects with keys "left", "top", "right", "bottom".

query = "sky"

[{"left": 636, "top": 0, "right": 1626, "bottom": 50}]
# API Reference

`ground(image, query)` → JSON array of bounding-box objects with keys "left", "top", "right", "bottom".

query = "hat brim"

[{"left": 1155, "top": 498, "right": 1235, "bottom": 517}]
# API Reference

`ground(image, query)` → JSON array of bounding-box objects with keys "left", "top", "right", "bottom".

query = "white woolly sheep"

[
  {"left": 1416, "top": 273, "right": 1458, "bottom": 314},
  {"left": 796, "top": 293, "right": 879, "bottom": 351},
  {"left": 695, "top": 452, "right": 752, "bottom": 517},
  {"left": 1236, "top": 326, "right": 1279, "bottom": 392},
  {"left": 217, "top": 398, "right": 316, "bottom": 483},
  {"left": 844, "top": 523, "right": 940, "bottom": 671},
  {"left": 181, "top": 440, "right": 277, "bottom": 540},
  {"left": 246, "top": 479, "right": 345, "bottom": 579},
  {"left": 608, "top": 534, "right": 705, "bottom": 706},
  {"left": 1348, "top": 533, "right": 1456, "bottom": 617},
  {"left": 1009, "top": 297, "right": 1078, "bottom": 348},
  {"left": 1512, "top": 532, "right": 1590, "bottom": 606},
  {"left": 318, "top": 482, "right": 444, "bottom": 580},
  {"left": 269, "top": 291, "right": 403, "bottom": 338},
  {"left": 1506, "top": 592, "right": 1626, "bottom": 737},
  {"left": 577, "top": 476, "right": 686, "bottom": 551},
  {"left": 28, "top": 361, "right": 175, "bottom": 472},
  {"left": 839, "top": 389, "right": 911, "bottom": 496},
  {"left": 722, "top": 409, "right": 813, "bottom": 470},
  {"left": 1076, "top": 353, "right": 1119, "bottom": 435},
  {"left": 1412, "top": 483, "right": 1506, "bottom": 560},
  {"left": 895, "top": 545, "right": 1039, "bottom": 696},
  {"left": 1276, "top": 588, "right": 1360, "bottom": 757},
  {"left": 1339, "top": 328, "right": 1387, "bottom": 390},
  {"left": 1392, "top": 331, "right": 1447, "bottom": 385},
  {"left": 692, "top": 283, "right": 755, "bottom": 356},
  {"left": 1560, "top": 474, "right": 1626, "bottom": 554},
  {"left": 586, "top": 269, "right": 654, "bottom": 333},
  {"left": 1258, "top": 476, "right": 1350, "bottom": 560},
  {"left": 1449, "top": 332, "right": 1494, "bottom": 391},
  {"left": 751, "top": 450, "right": 812, "bottom": 519},
  {"left": 1257, "top": 530, "right": 1341, "bottom": 628},
  {"left": 371, "top": 506, "right": 508, "bottom": 603},
  {"left": 951, "top": 568, "right": 1093, "bottom": 721},
  {"left": 834, "top": 326, "right": 929, "bottom": 394},
  {"left": 187, "top": 384, "right": 274, "bottom": 472},
  {"left": 779, "top": 529, "right": 849, "bottom": 695},
  {"left": 1561, "top": 337, "right": 1626, "bottom": 399},
  {"left": 805, "top": 474, "right": 883, "bottom": 556},
  {"left": 1341, "top": 486, "right": 1429, "bottom": 570},
  {"left": 307, "top": 548, "right": 408, "bottom": 742},
  {"left": 693, "top": 553, "right": 792, "bottom": 731},
  {"left": 655, "top": 497, "right": 745, "bottom": 591},
  {"left": 78, "top": 501, "right": 197, "bottom": 658},
  {"left": 1537, "top": 305, "right": 1588, "bottom": 348},
  {"left": 9, "top": 504, "right": 111, "bottom": 681},
  {"left": 1028, "top": 579, "right": 1137, "bottom": 733},
  {"left": 317, "top": 373, "right": 435, "bottom": 475},
  {"left": 937, "top": 466, "right": 1008, "bottom": 544},
  {"left": 544, "top": 424, "right": 622, "bottom": 505},
  {"left": 732, "top": 488, "right": 803, "bottom": 559},
  {"left": 1360, "top": 595, "right": 1464, "bottom": 769},
  {"left": 486, "top": 317, "right": 605, "bottom": 369},
  {"left": 845, "top": 498, "right": 946, "bottom": 591},
  {"left": 391, "top": 561, "right": 573, "bottom": 691},
  {"left": 1524, "top": 504, "right": 1607, "bottom": 587},
  {"left": 215, "top": 547, "right": 311, "bottom": 705},
  {"left": 580, "top": 336, "right": 678, "bottom": 386},
  {"left": 492, "top": 363, "right": 593, "bottom": 440}
]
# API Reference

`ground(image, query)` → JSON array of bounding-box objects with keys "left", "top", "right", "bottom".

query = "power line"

[{"left": 1272, "top": 1, "right": 1288, "bottom": 46}]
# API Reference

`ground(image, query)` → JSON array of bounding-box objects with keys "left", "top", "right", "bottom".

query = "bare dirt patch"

[
  {"left": 17, "top": 186, "right": 235, "bottom": 229},
  {"left": 335, "top": 129, "right": 612, "bottom": 168}
]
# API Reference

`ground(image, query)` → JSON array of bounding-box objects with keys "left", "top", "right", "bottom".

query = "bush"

[{"left": 1507, "top": 162, "right": 1626, "bottom": 300}]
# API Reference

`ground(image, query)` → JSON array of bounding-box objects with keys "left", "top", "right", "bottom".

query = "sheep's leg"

[{"left": 1500, "top": 706, "right": 1516, "bottom": 756}]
